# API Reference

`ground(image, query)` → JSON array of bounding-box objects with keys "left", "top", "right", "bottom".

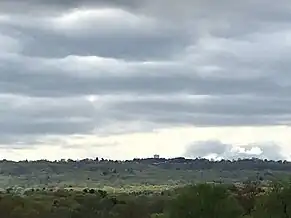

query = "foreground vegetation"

[
  {"left": 1, "top": 158, "right": 291, "bottom": 217},
  {"left": 0, "top": 157, "right": 291, "bottom": 188},
  {"left": 1, "top": 180, "right": 291, "bottom": 218}
]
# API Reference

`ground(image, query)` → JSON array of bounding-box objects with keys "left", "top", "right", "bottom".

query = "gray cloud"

[
  {"left": 0, "top": 0, "right": 139, "bottom": 14},
  {"left": 19, "top": 30, "right": 189, "bottom": 60},
  {"left": 1, "top": 93, "right": 291, "bottom": 146},
  {"left": 0, "top": 95, "right": 95, "bottom": 135},
  {"left": 0, "top": 0, "right": 291, "bottom": 152},
  {"left": 0, "top": 55, "right": 290, "bottom": 98},
  {"left": 184, "top": 140, "right": 286, "bottom": 160},
  {"left": 0, "top": 13, "right": 190, "bottom": 60}
]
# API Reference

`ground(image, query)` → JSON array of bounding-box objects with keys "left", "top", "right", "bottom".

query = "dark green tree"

[{"left": 167, "top": 184, "right": 243, "bottom": 218}]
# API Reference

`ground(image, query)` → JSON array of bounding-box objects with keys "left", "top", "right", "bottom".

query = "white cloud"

[
  {"left": 50, "top": 8, "right": 156, "bottom": 37},
  {"left": 0, "top": 126, "right": 290, "bottom": 161}
]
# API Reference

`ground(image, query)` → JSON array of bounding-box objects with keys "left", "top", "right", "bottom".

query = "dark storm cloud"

[
  {"left": 1, "top": 0, "right": 291, "bottom": 148},
  {"left": 185, "top": 140, "right": 286, "bottom": 160}
]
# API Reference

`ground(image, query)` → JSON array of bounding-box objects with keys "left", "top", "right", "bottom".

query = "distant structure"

[{"left": 153, "top": 154, "right": 160, "bottom": 159}]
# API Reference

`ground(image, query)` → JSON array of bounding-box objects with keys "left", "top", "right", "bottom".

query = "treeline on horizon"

[
  {"left": 1, "top": 157, "right": 291, "bottom": 171},
  {"left": 1, "top": 157, "right": 291, "bottom": 188}
]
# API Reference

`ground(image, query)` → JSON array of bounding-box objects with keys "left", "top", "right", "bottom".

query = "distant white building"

[{"left": 154, "top": 154, "right": 160, "bottom": 159}]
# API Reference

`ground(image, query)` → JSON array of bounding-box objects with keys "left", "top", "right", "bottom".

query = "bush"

[{"left": 167, "top": 184, "right": 243, "bottom": 218}]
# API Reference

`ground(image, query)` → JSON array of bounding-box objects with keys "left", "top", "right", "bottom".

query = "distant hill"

[{"left": 0, "top": 157, "right": 290, "bottom": 188}]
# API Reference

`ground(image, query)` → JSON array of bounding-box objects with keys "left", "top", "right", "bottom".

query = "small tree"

[
  {"left": 167, "top": 184, "right": 243, "bottom": 218},
  {"left": 252, "top": 180, "right": 291, "bottom": 218}
]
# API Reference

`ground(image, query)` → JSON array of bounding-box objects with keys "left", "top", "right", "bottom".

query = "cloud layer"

[
  {"left": 185, "top": 140, "right": 286, "bottom": 160},
  {"left": 0, "top": 0, "right": 291, "bottom": 158}
]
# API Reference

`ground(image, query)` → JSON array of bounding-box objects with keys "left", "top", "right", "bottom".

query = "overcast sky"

[{"left": 1, "top": 0, "right": 291, "bottom": 161}]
